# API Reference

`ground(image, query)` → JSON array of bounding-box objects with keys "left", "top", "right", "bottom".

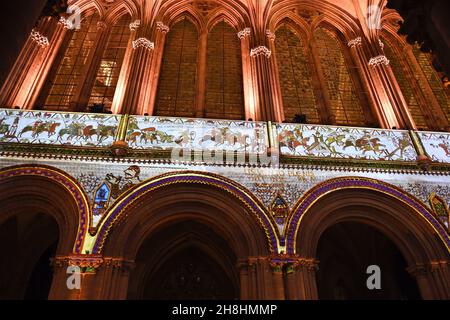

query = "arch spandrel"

[{"left": 92, "top": 171, "right": 279, "bottom": 257}]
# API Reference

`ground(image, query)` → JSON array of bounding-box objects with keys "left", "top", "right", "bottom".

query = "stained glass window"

[
  {"left": 88, "top": 15, "right": 131, "bottom": 112},
  {"left": 205, "top": 21, "right": 244, "bottom": 120},
  {"left": 314, "top": 28, "right": 365, "bottom": 126},
  {"left": 155, "top": 17, "right": 199, "bottom": 117},
  {"left": 275, "top": 25, "right": 319, "bottom": 123},
  {"left": 413, "top": 46, "right": 450, "bottom": 123},
  {"left": 43, "top": 14, "right": 100, "bottom": 111},
  {"left": 383, "top": 40, "right": 429, "bottom": 129}
]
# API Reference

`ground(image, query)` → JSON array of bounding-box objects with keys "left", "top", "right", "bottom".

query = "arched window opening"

[
  {"left": 42, "top": 13, "right": 100, "bottom": 111},
  {"left": 88, "top": 15, "right": 132, "bottom": 113},
  {"left": 205, "top": 20, "right": 244, "bottom": 120},
  {"left": 155, "top": 17, "right": 199, "bottom": 117},
  {"left": 383, "top": 40, "right": 429, "bottom": 130},
  {"left": 275, "top": 24, "right": 319, "bottom": 124},
  {"left": 313, "top": 28, "right": 366, "bottom": 126},
  {"left": 412, "top": 46, "right": 450, "bottom": 124}
]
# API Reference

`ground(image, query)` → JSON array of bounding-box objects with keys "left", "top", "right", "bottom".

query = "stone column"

[
  {"left": 118, "top": 25, "right": 155, "bottom": 115},
  {"left": 0, "top": 16, "right": 68, "bottom": 109},
  {"left": 110, "top": 19, "right": 141, "bottom": 114},
  {"left": 72, "top": 21, "right": 112, "bottom": 112},
  {"left": 142, "top": 21, "right": 170, "bottom": 116},
  {"left": 238, "top": 28, "right": 256, "bottom": 120},
  {"left": 250, "top": 45, "right": 277, "bottom": 121},
  {"left": 239, "top": 256, "right": 287, "bottom": 300},
  {"left": 308, "top": 35, "right": 335, "bottom": 124},
  {"left": 408, "top": 260, "right": 450, "bottom": 299},
  {"left": 49, "top": 255, "right": 135, "bottom": 300},
  {"left": 361, "top": 37, "right": 415, "bottom": 129},
  {"left": 344, "top": 37, "right": 379, "bottom": 127},
  {"left": 284, "top": 257, "right": 319, "bottom": 300},
  {"left": 195, "top": 29, "right": 208, "bottom": 118}
]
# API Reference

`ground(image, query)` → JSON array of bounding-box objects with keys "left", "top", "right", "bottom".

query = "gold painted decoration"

[{"left": 429, "top": 193, "right": 449, "bottom": 230}]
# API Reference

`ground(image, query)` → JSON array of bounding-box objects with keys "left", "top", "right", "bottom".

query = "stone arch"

[
  {"left": 269, "top": 1, "right": 364, "bottom": 42},
  {"left": 104, "top": 1, "right": 137, "bottom": 26},
  {"left": 0, "top": 164, "right": 90, "bottom": 254},
  {"left": 206, "top": 9, "right": 243, "bottom": 32},
  {"left": 70, "top": 0, "right": 104, "bottom": 20},
  {"left": 286, "top": 177, "right": 449, "bottom": 259},
  {"left": 163, "top": 6, "right": 206, "bottom": 33},
  {"left": 285, "top": 177, "right": 450, "bottom": 299},
  {"left": 94, "top": 171, "right": 278, "bottom": 257}
]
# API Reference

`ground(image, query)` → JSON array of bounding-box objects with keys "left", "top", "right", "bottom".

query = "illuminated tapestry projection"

[
  {"left": 277, "top": 123, "right": 417, "bottom": 161},
  {"left": 0, "top": 109, "right": 119, "bottom": 147},
  {"left": 126, "top": 116, "right": 268, "bottom": 154},
  {"left": 418, "top": 132, "right": 450, "bottom": 163},
  {"left": 0, "top": 0, "right": 450, "bottom": 301}
]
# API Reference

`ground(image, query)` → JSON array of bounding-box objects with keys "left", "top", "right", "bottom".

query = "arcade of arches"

[
  {"left": 0, "top": 0, "right": 450, "bottom": 301},
  {"left": 0, "top": 167, "right": 449, "bottom": 300}
]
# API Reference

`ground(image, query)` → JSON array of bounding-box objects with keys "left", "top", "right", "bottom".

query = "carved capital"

[
  {"left": 103, "top": 257, "right": 136, "bottom": 272},
  {"left": 250, "top": 46, "right": 271, "bottom": 58},
  {"left": 52, "top": 255, "right": 136, "bottom": 273},
  {"left": 368, "top": 55, "right": 390, "bottom": 66},
  {"left": 30, "top": 29, "right": 49, "bottom": 47},
  {"left": 266, "top": 30, "right": 276, "bottom": 41},
  {"left": 406, "top": 261, "right": 450, "bottom": 277},
  {"left": 237, "top": 27, "right": 251, "bottom": 39},
  {"left": 156, "top": 21, "right": 170, "bottom": 33},
  {"left": 129, "top": 20, "right": 141, "bottom": 31},
  {"left": 347, "top": 37, "right": 362, "bottom": 48},
  {"left": 52, "top": 254, "right": 104, "bottom": 271},
  {"left": 132, "top": 37, "right": 155, "bottom": 50},
  {"left": 58, "top": 17, "right": 73, "bottom": 30}
]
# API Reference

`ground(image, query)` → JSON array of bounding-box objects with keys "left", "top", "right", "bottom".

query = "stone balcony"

[{"left": 0, "top": 108, "right": 449, "bottom": 170}]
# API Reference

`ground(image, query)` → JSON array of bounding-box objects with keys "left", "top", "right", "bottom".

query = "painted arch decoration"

[
  {"left": 285, "top": 177, "right": 450, "bottom": 255},
  {"left": 0, "top": 165, "right": 91, "bottom": 254},
  {"left": 92, "top": 171, "right": 280, "bottom": 254}
]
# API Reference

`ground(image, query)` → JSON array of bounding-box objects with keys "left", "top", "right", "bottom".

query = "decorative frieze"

[
  {"left": 368, "top": 55, "right": 390, "bottom": 66},
  {"left": 347, "top": 37, "right": 362, "bottom": 48},
  {"left": 156, "top": 21, "right": 170, "bottom": 33},
  {"left": 132, "top": 37, "right": 155, "bottom": 50},
  {"left": 250, "top": 46, "right": 272, "bottom": 58},
  {"left": 237, "top": 27, "right": 251, "bottom": 39},
  {"left": 129, "top": 19, "right": 141, "bottom": 31},
  {"left": 30, "top": 29, "right": 49, "bottom": 47}
]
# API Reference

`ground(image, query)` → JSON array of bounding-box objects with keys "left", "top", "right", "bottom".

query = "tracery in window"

[
  {"left": 88, "top": 15, "right": 132, "bottom": 112},
  {"left": 43, "top": 14, "right": 100, "bottom": 111},
  {"left": 155, "top": 17, "right": 199, "bottom": 117},
  {"left": 314, "top": 28, "right": 365, "bottom": 126},
  {"left": 275, "top": 24, "right": 319, "bottom": 124},
  {"left": 205, "top": 20, "right": 244, "bottom": 120}
]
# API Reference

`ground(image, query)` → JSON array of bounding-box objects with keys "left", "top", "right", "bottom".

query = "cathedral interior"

[{"left": 0, "top": 0, "right": 449, "bottom": 300}]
